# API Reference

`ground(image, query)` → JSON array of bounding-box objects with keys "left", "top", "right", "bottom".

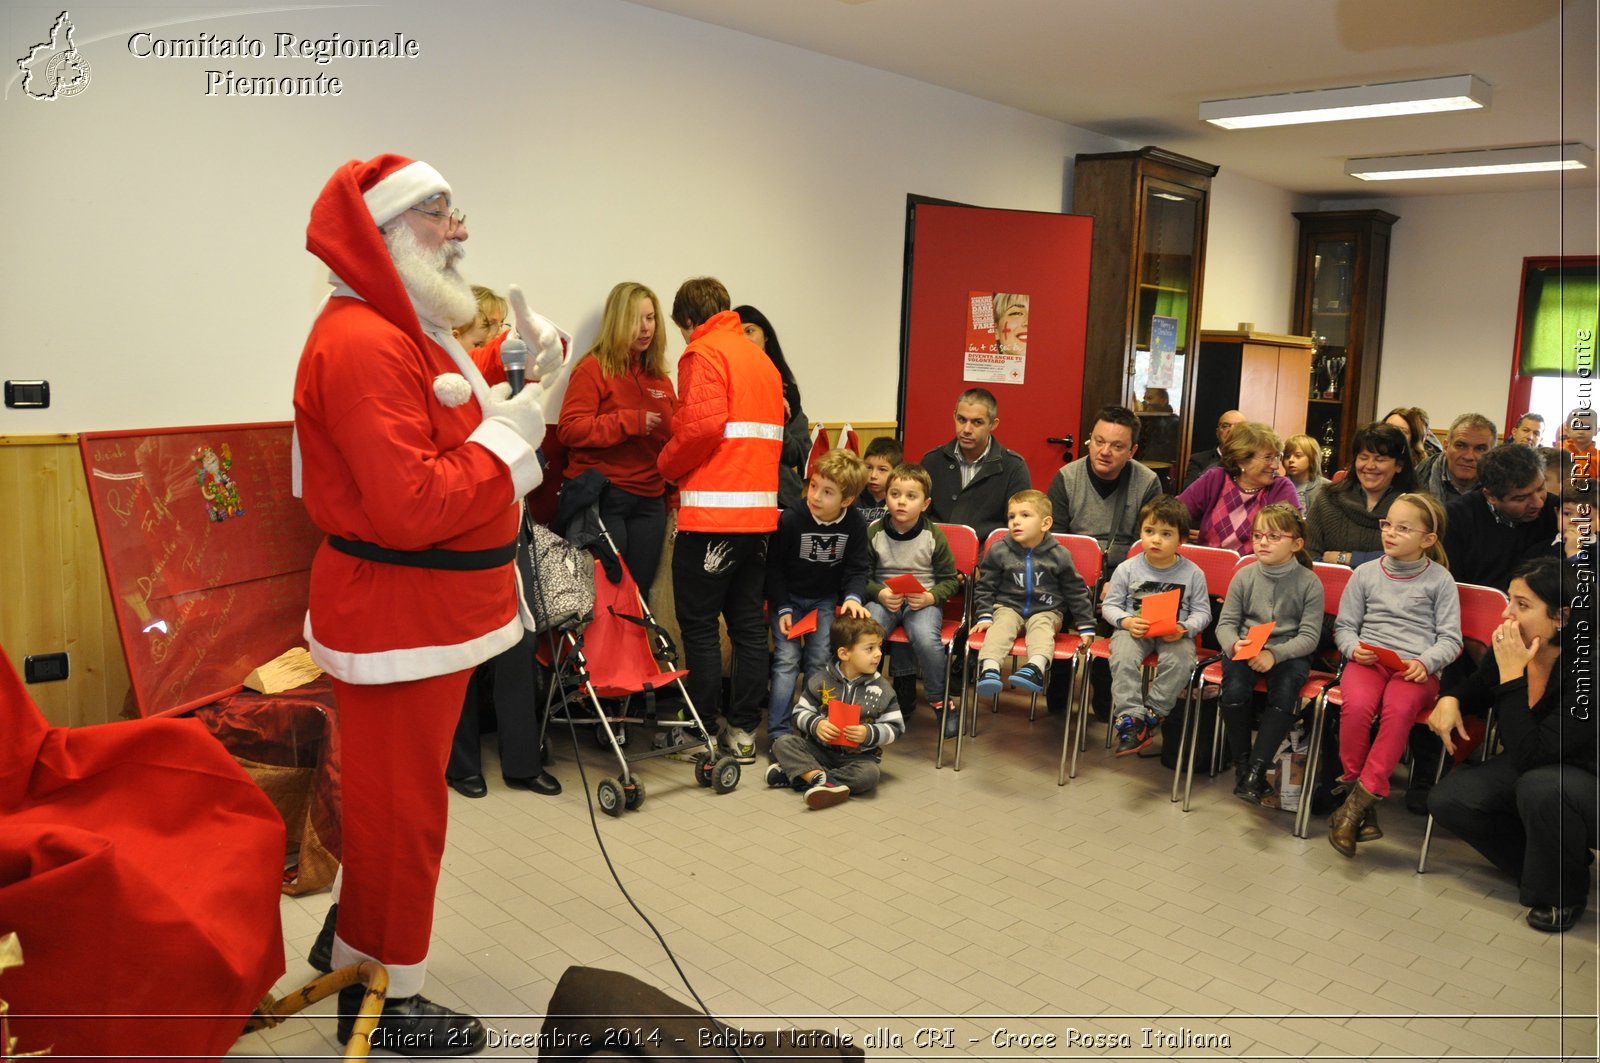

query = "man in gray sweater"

[{"left": 1044, "top": 406, "right": 1160, "bottom": 715}]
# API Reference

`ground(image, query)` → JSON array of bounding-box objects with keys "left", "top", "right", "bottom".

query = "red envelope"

[
  {"left": 1359, "top": 642, "right": 1407, "bottom": 671},
  {"left": 786, "top": 609, "right": 818, "bottom": 640},
  {"left": 884, "top": 573, "right": 928, "bottom": 596},
  {"left": 1232, "top": 621, "right": 1276, "bottom": 660},
  {"left": 1139, "top": 588, "right": 1181, "bottom": 637},
  {"left": 827, "top": 701, "right": 861, "bottom": 747}
]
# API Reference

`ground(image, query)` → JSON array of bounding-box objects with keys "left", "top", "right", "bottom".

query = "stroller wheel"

[
  {"left": 712, "top": 757, "right": 741, "bottom": 794},
  {"left": 596, "top": 778, "right": 625, "bottom": 817},
  {"left": 624, "top": 779, "right": 646, "bottom": 810},
  {"left": 693, "top": 753, "right": 714, "bottom": 788}
]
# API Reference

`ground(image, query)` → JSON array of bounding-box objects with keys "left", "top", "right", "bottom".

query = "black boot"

[
  {"left": 1218, "top": 701, "right": 1254, "bottom": 777},
  {"left": 308, "top": 902, "right": 336, "bottom": 973},
  {"left": 1233, "top": 758, "right": 1275, "bottom": 804},
  {"left": 336, "top": 983, "right": 487, "bottom": 1056}
]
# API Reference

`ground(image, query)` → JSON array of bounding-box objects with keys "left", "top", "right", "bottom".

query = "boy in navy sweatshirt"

[{"left": 766, "top": 449, "right": 872, "bottom": 747}]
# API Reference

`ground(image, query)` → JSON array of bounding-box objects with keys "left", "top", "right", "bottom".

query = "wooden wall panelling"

[{"left": 0, "top": 435, "right": 129, "bottom": 727}]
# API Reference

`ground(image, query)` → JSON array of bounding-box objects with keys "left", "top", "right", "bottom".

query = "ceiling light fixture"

[
  {"left": 1346, "top": 143, "right": 1593, "bottom": 181},
  {"left": 1200, "top": 74, "right": 1489, "bottom": 130}
]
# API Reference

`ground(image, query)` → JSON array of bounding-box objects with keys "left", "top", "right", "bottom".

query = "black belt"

[{"left": 327, "top": 535, "right": 517, "bottom": 571}]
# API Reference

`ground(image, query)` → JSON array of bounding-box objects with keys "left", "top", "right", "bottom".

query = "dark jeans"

[
  {"left": 671, "top": 530, "right": 770, "bottom": 732},
  {"left": 1219, "top": 654, "right": 1311, "bottom": 766},
  {"left": 1429, "top": 756, "right": 1600, "bottom": 909},
  {"left": 599, "top": 487, "right": 667, "bottom": 594},
  {"left": 448, "top": 629, "right": 545, "bottom": 781}
]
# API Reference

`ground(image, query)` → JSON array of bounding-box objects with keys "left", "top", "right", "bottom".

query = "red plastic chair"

[
  {"left": 1294, "top": 561, "right": 1359, "bottom": 838},
  {"left": 1068, "top": 542, "right": 1230, "bottom": 785},
  {"left": 1177, "top": 556, "right": 1343, "bottom": 814},
  {"left": 953, "top": 531, "right": 1101, "bottom": 774},
  {"left": 897, "top": 522, "right": 975, "bottom": 770},
  {"left": 1417, "top": 582, "right": 1508, "bottom": 872}
]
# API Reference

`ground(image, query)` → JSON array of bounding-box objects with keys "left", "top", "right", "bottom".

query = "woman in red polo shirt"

[{"left": 558, "top": 281, "right": 677, "bottom": 590}]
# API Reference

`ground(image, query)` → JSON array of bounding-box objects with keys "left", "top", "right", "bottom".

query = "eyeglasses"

[
  {"left": 410, "top": 203, "right": 466, "bottom": 233},
  {"left": 1253, "top": 452, "right": 1284, "bottom": 464},
  {"left": 1378, "top": 520, "right": 1425, "bottom": 535},
  {"left": 1251, "top": 531, "right": 1293, "bottom": 543}
]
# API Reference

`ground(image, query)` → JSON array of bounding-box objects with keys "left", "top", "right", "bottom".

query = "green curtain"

[{"left": 1520, "top": 267, "right": 1600, "bottom": 376}]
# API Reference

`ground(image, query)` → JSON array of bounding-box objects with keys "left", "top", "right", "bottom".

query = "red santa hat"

[
  {"left": 306, "top": 154, "right": 446, "bottom": 355},
  {"left": 355, "top": 154, "right": 451, "bottom": 227}
]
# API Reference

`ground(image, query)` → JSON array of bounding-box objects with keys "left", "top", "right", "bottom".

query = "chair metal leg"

[
  {"left": 1059, "top": 656, "right": 1084, "bottom": 786},
  {"left": 1417, "top": 742, "right": 1455, "bottom": 872},
  {"left": 1296, "top": 695, "right": 1329, "bottom": 839},
  {"left": 1070, "top": 655, "right": 1092, "bottom": 778}
]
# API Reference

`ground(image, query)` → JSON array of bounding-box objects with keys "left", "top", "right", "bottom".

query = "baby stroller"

[{"left": 535, "top": 520, "right": 740, "bottom": 814}]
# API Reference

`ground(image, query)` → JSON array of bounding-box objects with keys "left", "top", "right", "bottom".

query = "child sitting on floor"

[{"left": 767, "top": 614, "right": 904, "bottom": 809}]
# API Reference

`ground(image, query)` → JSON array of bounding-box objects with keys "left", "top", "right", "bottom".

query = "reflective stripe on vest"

[
  {"left": 679, "top": 489, "right": 779, "bottom": 509},
  {"left": 724, "top": 421, "right": 784, "bottom": 441}
]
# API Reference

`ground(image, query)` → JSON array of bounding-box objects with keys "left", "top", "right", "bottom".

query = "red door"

[{"left": 898, "top": 199, "right": 1093, "bottom": 489}]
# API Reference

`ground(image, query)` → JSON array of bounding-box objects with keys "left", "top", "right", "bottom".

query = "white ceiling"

[{"left": 626, "top": 0, "right": 1596, "bottom": 198}]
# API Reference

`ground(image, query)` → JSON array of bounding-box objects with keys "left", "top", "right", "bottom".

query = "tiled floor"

[{"left": 232, "top": 685, "right": 1599, "bottom": 1061}]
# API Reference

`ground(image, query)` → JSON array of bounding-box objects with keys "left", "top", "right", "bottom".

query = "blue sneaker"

[
  {"left": 1114, "top": 713, "right": 1151, "bottom": 757},
  {"left": 764, "top": 763, "right": 791, "bottom": 789},
  {"left": 975, "top": 664, "right": 1004, "bottom": 697},
  {"left": 1008, "top": 663, "right": 1047, "bottom": 692}
]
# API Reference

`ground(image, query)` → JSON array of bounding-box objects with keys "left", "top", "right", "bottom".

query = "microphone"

[{"left": 500, "top": 337, "right": 528, "bottom": 396}]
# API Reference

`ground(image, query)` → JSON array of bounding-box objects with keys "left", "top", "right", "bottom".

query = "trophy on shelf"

[
  {"left": 1319, "top": 419, "right": 1337, "bottom": 476},
  {"left": 1322, "top": 353, "right": 1346, "bottom": 399}
]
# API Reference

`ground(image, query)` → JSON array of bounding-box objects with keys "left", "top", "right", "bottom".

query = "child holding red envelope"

[
  {"left": 768, "top": 615, "right": 905, "bottom": 809},
  {"left": 1102, "top": 496, "right": 1212, "bottom": 757},
  {"left": 864, "top": 464, "right": 962, "bottom": 737},
  {"left": 765, "top": 450, "right": 873, "bottom": 748},
  {"left": 1215, "top": 505, "right": 1325, "bottom": 805},
  {"left": 1327, "top": 492, "right": 1461, "bottom": 857}
]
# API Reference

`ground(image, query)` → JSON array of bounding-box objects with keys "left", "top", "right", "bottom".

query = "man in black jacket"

[
  {"left": 1444, "top": 443, "right": 1557, "bottom": 592},
  {"left": 921, "top": 388, "right": 1032, "bottom": 542}
]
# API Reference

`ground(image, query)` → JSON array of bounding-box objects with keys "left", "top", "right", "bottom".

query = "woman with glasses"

[
  {"left": 1305, "top": 422, "right": 1418, "bottom": 569},
  {"left": 451, "top": 285, "right": 508, "bottom": 349},
  {"left": 1177, "top": 421, "right": 1301, "bottom": 554}
]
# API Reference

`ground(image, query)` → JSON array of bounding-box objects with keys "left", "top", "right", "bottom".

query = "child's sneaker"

[
  {"left": 1008, "top": 663, "right": 1047, "bottom": 692},
  {"left": 764, "top": 763, "right": 791, "bottom": 789},
  {"left": 936, "top": 699, "right": 961, "bottom": 740},
  {"left": 975, "top": 663, "right": 1004, "bottom": 697},
  {"left": 803, "top": 774, "right": 850, "bottom": 809},
  {"left": 1114, "top": 713, "right": 1151, "bottom": 757}
]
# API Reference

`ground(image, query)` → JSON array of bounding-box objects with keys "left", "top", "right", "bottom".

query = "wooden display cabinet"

[
  {"left": 1291, "top": 210, "right": 1398, "bottom": 473},
  {"left": 1074, "top": 147, "right": 1218, "bottom": 491},
  {"left": 1192, "top": 330, "right": 1315, "bottom": 460}
]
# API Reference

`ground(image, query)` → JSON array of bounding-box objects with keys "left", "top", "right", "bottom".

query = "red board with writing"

[{"left": 79, "top": 423, "right": 323, "bottom": 717}]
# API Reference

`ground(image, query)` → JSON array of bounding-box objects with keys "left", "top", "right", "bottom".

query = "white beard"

[{"left": 384, "top": 222, "right": 476, "bottom": 329}]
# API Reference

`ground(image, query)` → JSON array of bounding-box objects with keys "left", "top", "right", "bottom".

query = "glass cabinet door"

[
  {"left": 1129, "top": 180, "right": 1202, "bottom": 469},
  {"left": 1306, "top": 236, "right": 1357, "bottom": 473}
]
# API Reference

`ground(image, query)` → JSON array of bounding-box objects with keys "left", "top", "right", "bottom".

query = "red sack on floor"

[{"left": 0, "top": 649, "right": 285, "bottom": 1062}]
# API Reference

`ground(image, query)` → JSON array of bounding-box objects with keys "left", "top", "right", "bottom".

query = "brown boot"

[
  {"left": 1358, "top": 802, "right": 1383, "bottom": 842},
  {"left": 1328, "top": 780, "right": 1380, "bottom": 858}
]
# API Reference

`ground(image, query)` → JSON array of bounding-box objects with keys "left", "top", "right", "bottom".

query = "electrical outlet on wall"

[
  {"left": 24, "top": 652, "right": 69, "bottom": 682},
  {"left": 5, "top": 380, "right": 50, "bottom": 408}
]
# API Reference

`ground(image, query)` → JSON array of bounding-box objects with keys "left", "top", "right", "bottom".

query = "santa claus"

[{"left": 293, "top": 154, "right": 567, "bottom": 1054}]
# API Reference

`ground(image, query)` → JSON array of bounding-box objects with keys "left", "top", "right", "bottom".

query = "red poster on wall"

[
  {"left": 80, "top": 423, "right": 323, "bottom": 717},
  {"left": 899, "top": 200, "right": 1093, "bottom": 490}
]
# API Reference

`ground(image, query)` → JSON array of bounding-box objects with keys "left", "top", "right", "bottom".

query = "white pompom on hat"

[{"left": 355, "top": 154, "right": 451, "bottom": 228}]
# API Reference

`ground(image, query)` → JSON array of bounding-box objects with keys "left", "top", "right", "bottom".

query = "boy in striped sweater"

[{"left": 767, "top": 615, "right": 905, "bottom": 809}]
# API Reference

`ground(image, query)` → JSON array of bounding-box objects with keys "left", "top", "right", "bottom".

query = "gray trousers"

[
  {"left": 770, "top": 732, "right": 882, "bottom": 795},
  {"left": 1109, "top": 629, "right": 1196, "bottom": 719}
]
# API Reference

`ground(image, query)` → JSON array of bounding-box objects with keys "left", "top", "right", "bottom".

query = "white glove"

[
  {"left": 482, "top": 380, "right": 546, "bottom": 447},
  {"left": 507, "top": 284, "right": 569, "bottom": 382}
]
